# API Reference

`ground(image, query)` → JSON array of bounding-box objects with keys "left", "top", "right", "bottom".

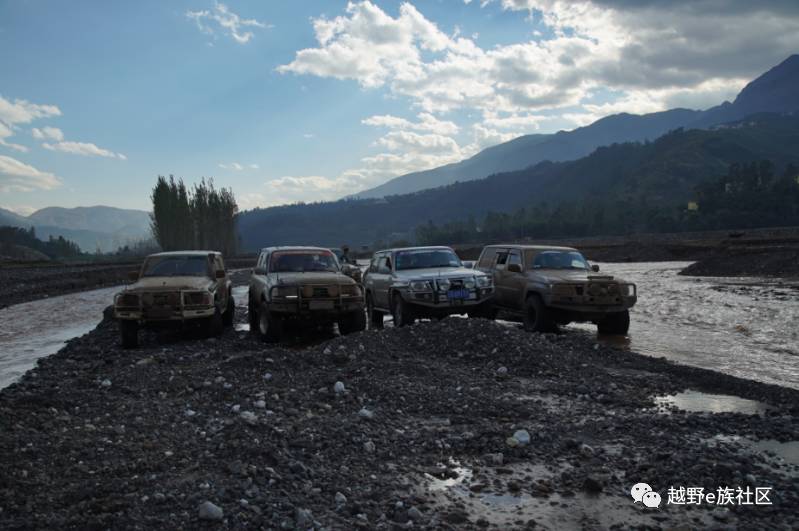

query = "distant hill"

[
  {"left": 237, "top": 113, "right": 799, "bottom": 249},
  {"left": 353, "top": 54, "right": 799, "bottom": 199},
  {"left": 0, "top": 206, "right": 152, "bottom": 253},
  {"left": 0, "top": 208, "right": 32, "bottom": 228}
]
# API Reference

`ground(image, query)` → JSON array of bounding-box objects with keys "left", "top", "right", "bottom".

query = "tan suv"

[
  {"left": 114, "top": 251, "right": 234, "bottom": 348},
  {"left": 476, "top": 244, "right": 636, "bottom": 334},
  {"left": 248, "top": 247, "right": 366, "bottom": 342}
]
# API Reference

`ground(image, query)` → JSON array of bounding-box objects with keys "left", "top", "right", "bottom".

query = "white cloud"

[
  {"left": 187, "top": 2, "right": 269, "bottom": 44},
  {"left": 31, "top": 126, "right": 64, "bottom": 141},
  {"left": 42, "top": 141, "right": 126, "bottom": 159},
  {"left": 262, "top": 175, "right": 367, "bottom": 206},
  {"left": 0, "top": 95, "right": 62, "bottom": 153},
  {"left": 0, "top": 155, "right": 61, "bottom": 193},
  {"left": 0, "top": 204, "right": 36, "bottom": 216},
  {"left": 219, "top": 162, "right": 259, "bottom": 171},
  {"left": 277, "top": 1, "right": 799, "bottom": 196}
]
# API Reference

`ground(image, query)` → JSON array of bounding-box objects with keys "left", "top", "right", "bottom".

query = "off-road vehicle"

[
  {"left": 475, "top": 245, "right": 636, "bottom": 334},
  {"left": 114, "top": 251, "right": 234, "bottom": 348},
  {"left": 248, "top": 246, "right": 366, "bottom": 341},
  {"left": 363, "top": 246, "right": 494, "bottom": 327}
]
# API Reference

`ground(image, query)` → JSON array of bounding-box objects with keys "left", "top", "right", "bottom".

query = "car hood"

[
  {"left": 393, "top": 267, "right": 484, "bottom": 280},
  {"left": 274, "top": 271, "right": 356, "bottom": 285},
  {"left": 126, "top": 276, "right": 216, "bottom": 292},
  {"left": 529, "top": 269, "right": 626, "bottom": 283}
]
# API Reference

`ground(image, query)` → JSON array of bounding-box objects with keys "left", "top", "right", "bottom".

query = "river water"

[{"left": 1, "top": 262, "right": 797, "bottom": 390}]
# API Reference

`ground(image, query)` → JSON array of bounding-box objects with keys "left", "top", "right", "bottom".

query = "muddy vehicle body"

[
  {"left": 113, "top": 251, "right": 234, "bottom": 348},
  {"left": 363, "top": 246, "right": 494, "bottom": 327},
  {"left": 476, "top": 244, "right": 636, "bottom": 334},
  {"left": 248, "top": 246, "right": 366, "bottom": 341}
]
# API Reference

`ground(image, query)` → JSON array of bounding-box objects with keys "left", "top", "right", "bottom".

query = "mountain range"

[
  {"left": 0, "top": 206, "right": 152, "bottom": 253},
  {"left": 354, "top": 55, "right": 799, "bottom": 199}
]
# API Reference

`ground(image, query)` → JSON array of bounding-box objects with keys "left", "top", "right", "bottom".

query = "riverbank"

[
  {"left": 1, "top": 313, "right": 797, "bottom": 529},
  {"left": 0, "top": 262, "right": 137, "bottom": 309},
  {"left": 680, "top": 247, "right": 799, "bottom": 278}
]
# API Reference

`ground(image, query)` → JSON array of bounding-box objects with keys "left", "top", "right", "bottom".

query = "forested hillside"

[{"left": 237, "top": 113, "right": 799, "bottom": 249}]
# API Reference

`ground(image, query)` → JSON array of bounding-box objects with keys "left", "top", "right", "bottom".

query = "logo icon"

[
  {"left": 631, "top": 483, "right": 652, "bottom": 503},
  {"left": 642, "top": 491, "right": 662, "bottom": 508}
]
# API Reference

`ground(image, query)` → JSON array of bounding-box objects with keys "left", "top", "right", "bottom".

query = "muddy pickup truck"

[
  {"left": 363, "top": 246, "right": 494, "bottom": 327},
  {"left": 248, "top": 246, "right": 366, "bottom": 342},
  {"left": 476, "top": 244, "right": 636, "bottom": 334},
  {"left": 113, "top": 251, "right": 235, "bottom": 348}
]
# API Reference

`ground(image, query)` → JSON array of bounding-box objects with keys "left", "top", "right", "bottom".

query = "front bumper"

[
  {"left": 403, "top": 287, "right": 494, "bottom": 310},
  {"left": 546, "top": 295, "right": 637, "bottom": 316},
  {"left": 268, "top": 296, "right": 365, "bottom": 317},
  {"left": 114, "top": 305, "right": 216, "bottom": 322}
]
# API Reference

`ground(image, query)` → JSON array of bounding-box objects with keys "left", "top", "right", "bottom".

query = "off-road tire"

[
  {"left": 248, "top": 297, "right": 258, "bottom": 330},
  {"left": 597, "top": 309, "right": 630, "bottom": 335},
  {"left": 120, "top": 320, "right": 139, "bottom": 349},
  {"left": 207, "top": 307, "right": 224, "bottom": 337},
  {"left": 339, "top": 309, "right": 367, "bottom": 335},
  {"left": 257, "top": 301, "right": 283, "bottom": 343},
  {"left": 367, "top": 293, "right": 384, "bottom": 329},
  {"left": 391, "top": 292, "right": 414, "bottom": 327},
  {"left": 222, "top": 292, "right": 235, "bottom": 327},
  {"left": 522, "top": 294, "right": 553, "bottom": 333}
]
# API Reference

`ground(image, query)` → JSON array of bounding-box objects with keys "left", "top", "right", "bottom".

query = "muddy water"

[
  {"left": 570, "top": 262, "right": 799, "bottom": 390},
  {"left": 1, "top": 262, "right": 798, "bottom": 391},
  {"left": 0, "top": 286, "right": 119, "bottom": 389}
]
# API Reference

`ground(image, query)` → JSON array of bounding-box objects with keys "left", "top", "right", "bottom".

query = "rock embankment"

[{"left": 1, "top": 316, "right": 797, "bottom": 529}]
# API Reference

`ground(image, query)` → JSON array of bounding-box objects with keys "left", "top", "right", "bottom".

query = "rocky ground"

[
  {"left": 1, "top": 292, "right": 798, "bottom": 529},
  {"left": 0, "top": 263, "right": 139, "bottom": 309},
  {"left": 680, "top": 247, "right": 799, "bottom": 278}
]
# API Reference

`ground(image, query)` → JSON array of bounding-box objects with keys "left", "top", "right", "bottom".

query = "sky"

[{"left": 1, "top": 0, "right": 799, "bottom": 215}]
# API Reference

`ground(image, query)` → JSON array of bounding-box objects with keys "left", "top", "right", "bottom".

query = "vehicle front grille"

[
  {"left": 142, "top": 292, "right": 181, "bottom": 307},
  {"left": 301, "top": 285, "right": 340, "bottom": 298},
  {"left": 586, "top": 283, "right": 622, "bottom": 304},
  {"left": 449, "top": 279, "right": 464, "bottom": 289}
]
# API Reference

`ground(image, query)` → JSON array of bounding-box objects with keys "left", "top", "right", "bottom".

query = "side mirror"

[
  {"left": 128, "top": 271, "right": 139, "bottom": 281},
  {"left": 591, "top": 264, "right": 600, "bottom": 272},
  {"left": 507, "top": 263, "right": 522, "bottom": 274},
  {"left": 216, "top": 270, "right": 226, "bottom": 279}
]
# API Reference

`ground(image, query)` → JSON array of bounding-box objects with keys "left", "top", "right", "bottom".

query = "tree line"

[
  {"left": 415, "top": 160, "right": 799, "bottom": 245},
  {"left": 0, "top": 226, "right": 84, "bottom": 260},
  {"left": 150, "top": 176, "right": 238, "bottom": 255}
]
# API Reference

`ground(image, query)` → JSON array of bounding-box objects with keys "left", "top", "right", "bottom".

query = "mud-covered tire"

[
  {"left": 598, "top": 309, "right": 630, "bottom": 335},
  {"left": 391, "top": 292, "right": 414, "bottom": 327},
  {"left": 257, "top": 301, "right": 282, "bottom": 343},
  {"left": 366, "top": 293, "right": 384, "bottom": 329},
  {"left": 120, "top": 320, "right": 139, "bottom": 349},
  {"left": 339, "top": 309, "right": 367, "bottom": 335},
  {"left": 523, "top": 294, "right": 553, "bottom": 333},
  {"left": 207, "top": 307, "right": 224, "bottom": 337},
  {"left": 222, "top": 292, "right": 235, "bottom": 327},
  {"left": 248, "top": 296, "right": 258, "bottom": 330}
]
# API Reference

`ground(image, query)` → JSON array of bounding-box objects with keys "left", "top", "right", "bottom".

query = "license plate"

[
  {"left": 309, "top": 300, "right": 334, "bottom": 310},
  {"left": 448, "top": 289, "right": 469, "bottom": 300},
  {"left": 146, "top": 308, "right": 172, "bottom": 319}
]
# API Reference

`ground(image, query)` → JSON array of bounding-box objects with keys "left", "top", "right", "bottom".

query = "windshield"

[
  {"left": 531, "top": 250, "right": 589, "bottom": 270},
  {"left": 142, "top": 256, "right": 212, "bottom": 277},
  {"left": 395, "top": 249, "right": 462, "bottom": 270},
  {"left": 270, "top": 250, "right": 339, "bottom": 273}
]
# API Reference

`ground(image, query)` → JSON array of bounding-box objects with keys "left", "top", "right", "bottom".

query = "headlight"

[
  {"left": 410, "top": 280, "right": 432, "bottom": 292},
  {"left": 475, "top": 275, "right": 492, "bottom": 288},
  {"left": 341, "top": 284, "right": 363, "bottom": 297},
  {"left": 272, "top": 286, "right": 299, "bottom": 299},
  {"left": 183, "top": 291, "right": 212, "bottom": 306},
  {"left": 464, "top": 278, "right": 476, "bottom": 289},
  {"left": 115, "top": 292, "right": 140, "bottom": 307},
  {"left": 622, "top": 284, "right": 636, "bottom": 297},
  {"left": 436, "top": 278, "right": 450, "bottom": 291}
]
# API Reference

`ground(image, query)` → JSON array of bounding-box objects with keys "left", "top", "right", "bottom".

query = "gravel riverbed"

[{"left": 1, "top": 311, "right": 798, "bottom": 529}]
